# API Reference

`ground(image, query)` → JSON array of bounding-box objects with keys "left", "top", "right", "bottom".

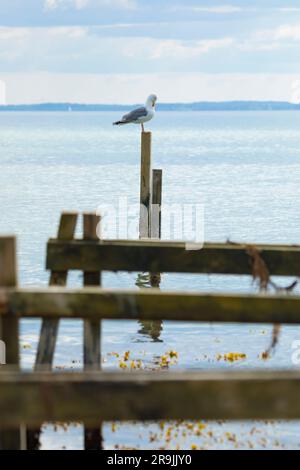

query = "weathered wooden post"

[
  {"left": 139, "top": 131, "right": 152, "bottom": 238},
  {"left": 150, "top": 170, "right": 162, "bottom": 287},
  {"left": 0, "top": 236, "right": 21, "bottom": 450},
  {"left": 83, "top": 212, "right": 102, "bottom": 450},
  {"left": 151, "top": 169, "right": 162, "bottom": 239},
  {"left": 27, "top": 212, "right": 78, "bottom": 450},
  {"left": 35, "top": 212, "right": 78, "bottom": 370}
]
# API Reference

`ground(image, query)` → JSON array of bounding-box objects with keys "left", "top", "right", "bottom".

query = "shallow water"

[{"left": 1, "top": 111, "right": 300, "bottom": 449}]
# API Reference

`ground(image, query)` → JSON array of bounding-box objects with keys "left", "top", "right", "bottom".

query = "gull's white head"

[{"left": 146, "top": 94, "right": 157, "bottom": 109}]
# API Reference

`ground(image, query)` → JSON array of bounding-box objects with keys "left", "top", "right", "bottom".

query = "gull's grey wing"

[{"left": 121, "top": 106, "right": 148, "bottom": 123}]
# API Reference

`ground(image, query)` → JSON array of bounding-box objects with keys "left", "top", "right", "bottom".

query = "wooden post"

[
  {"left": 150, "top": 170, "right": 162, "bottom": 290},
  {"left": 35, "top": 212, "right": 78, "bottom": 369},
  {"left": 139, "top": 131, "right": 152, "bottom": 238},
  {"left": 0, "top": 236, "right": 20, "bottom": 450},
  {"left": 83, "top": 213, "right": 102, "bottom": 450},
  {"left": 151, "top": 169, "right": 162, "bottom": 239},
  {"left": 27, "top": 212, "right": 78, "bottom": 450}
]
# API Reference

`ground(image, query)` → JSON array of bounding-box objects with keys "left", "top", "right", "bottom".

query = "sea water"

[{"left": 1, "top": 111, "right": 300, "bottom": 449}]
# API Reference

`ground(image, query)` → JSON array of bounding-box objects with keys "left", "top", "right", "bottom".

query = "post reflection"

[{"left": 135, "top": 272, "right": 163, "bottom": 342}]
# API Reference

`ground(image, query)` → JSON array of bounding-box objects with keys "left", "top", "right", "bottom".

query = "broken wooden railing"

[
  {"left": 46, "top": 237, "right": 300, "bottom": 276},
  {"left": 2, "top": 369, "right": 300, "bottom": 429},
  {"left": 4, "top": 286, "right": 300, "bottom": 324},
  {"left": 1, "top": 227, "right": 300, "bottom": 449}
]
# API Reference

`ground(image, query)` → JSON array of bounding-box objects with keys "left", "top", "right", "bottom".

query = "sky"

[{"left": 1, "top": 1, "right": 300, "bottom": 103}]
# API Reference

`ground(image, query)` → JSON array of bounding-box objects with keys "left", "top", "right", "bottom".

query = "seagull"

[{"left": 113, "top": 94, "right": 157, "bottom": 132}]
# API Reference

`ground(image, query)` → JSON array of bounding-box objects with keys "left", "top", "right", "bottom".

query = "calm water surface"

[{"left": 1, "top": 111, "right": 300, "bottom": 449}]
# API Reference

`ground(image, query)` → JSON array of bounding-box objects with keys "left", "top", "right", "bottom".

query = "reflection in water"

[
  {"left": 135, "top": 273, "right": 152, "bottom": 288},
  {"left": 137, "top": 320, "right": 163, "bottom": 343},
  {"left": 135, "top": 272, "right": 163, "bottom": 342}
]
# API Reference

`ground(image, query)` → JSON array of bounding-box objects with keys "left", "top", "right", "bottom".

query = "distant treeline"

[{"left": 1, "top": 101, "right": 300, "bottom": 111}]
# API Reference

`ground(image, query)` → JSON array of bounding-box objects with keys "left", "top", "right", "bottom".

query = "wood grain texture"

[
  {"left": 151, "top": 169, "right": 162, "bottom": 240},
  {"left": 0, "top": 236, "right": 20, "bottom": 449},
  {"left": 27, "top": 213, "right": 78, "bottom": 450},
  {"left": 3, "top": 287, "right": 300, "bottom": 324},
  {"left": 46, "top": 240, "right": 300, "bottom": 276},
  {"left": 150, "top": 169, "right": 162, "bottom": 286},
  {"left": 0, "top": 237, "right": 18, "bottom": 288},
  {"left": 35, "top": 212, "right": 78, "bottom": 371},
  {"left": 82, "top": 213, "right": 102, "bottom": 450},
  {"left": 139, "top": 131, "right": 152, "bottom": 238},
  {"left": 83, "top": 213, "right": 101, "bottom": 370},
  {"left": 1, "top": 370, "right": 300, "bottom": 426}
]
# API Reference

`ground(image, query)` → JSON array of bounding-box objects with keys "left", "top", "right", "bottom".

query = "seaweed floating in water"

[{"left": 246, "top": 244, "right": 297, "bottom": 359}]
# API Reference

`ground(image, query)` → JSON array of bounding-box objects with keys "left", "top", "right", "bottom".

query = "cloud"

[
  {"left": 2, "top": 72, "right": 300, "bottom": 104},
  {"left": 112, "top": 36, "right": 235, "bottom": 64},
  {"left": 0, "top": 27, "right": 30, "bottom": 40},
  {"left": 44, "top": 0, "right": 56, "bottom": 10},
  {"left": 233, "top": 21, "right": 300, "bottom": 53},
  {"left": 169, "top": 5, "right": 300, "bottom": 15},
  {"left": 150, "top": 38, "right": 234, "bottom": 59},
  {"left": 245, "top": 22, "right": 300, "bottom": 51},
  {"left": 0, "top": 21, "right": 298, "bottom": 77},
  {"left": 278, "top": 8, "right": 300, "bottom": 13},
  {"left": 44, "top": 0, "right": 136, "bottom": 11},
  {"left": 100, "top": 0, "right": 136, "bottom": 8},
  {"left": 0, "top": 25, "right": 86, "bottom": 41},
  {"left": 170, "top": 5, "right": 243, "bottom": 14},
  {"left": 0, "top": 79, "right": 6, "bottom": 105},
  {"left": 273, "top": 24, "right": 300, "bottom": 40},
  {"left": 47, "top": 26, "right": 87, "bottom": 37},
  {"left": 0, "top": 25, "right": 235, "bottom": 72},
  {"left": 44, "top": 0, "right": 89, "bottom": 10}
]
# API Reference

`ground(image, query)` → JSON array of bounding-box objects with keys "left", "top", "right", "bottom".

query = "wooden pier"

[
  {"left": 1, "top": 230, "right": 300, "bottom": 448},
  {"left": 0, "top": 132, "right": 300, "bottom": 449}
]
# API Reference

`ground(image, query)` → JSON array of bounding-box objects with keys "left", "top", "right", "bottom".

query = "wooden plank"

[
  {"left": 46, "top": 240, "right": 300, "bottom": 276},
  {"left": 139, "top": 131, "right": 152, "bottom": 238},
  {"left": 5, "top": 287, "right": 300, "bottom": 325},
  {"left": 2, "top": 370, "right": 300, "bottom": 426},
  {"left": 35, "top": 212, "right": 78, "bottom": 371},
  {"left": 83, "top": 213, "right": 102, "bottom": 450},
  {"left": 0, "top": 236, "right": 20, "bottom": 450}
]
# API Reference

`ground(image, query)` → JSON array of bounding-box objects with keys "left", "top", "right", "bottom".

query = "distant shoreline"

[{"left": 0, "top": 101, "right": 300, "bottom": 112}]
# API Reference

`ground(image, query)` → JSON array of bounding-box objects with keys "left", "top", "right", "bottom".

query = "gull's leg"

[{"left": 141, "top": 123, "right": 145, "bottom": 132}]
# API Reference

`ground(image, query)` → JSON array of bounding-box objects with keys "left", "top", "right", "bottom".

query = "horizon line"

[{"left": 0, "top": 99, "right": 299, "bottom": 106}]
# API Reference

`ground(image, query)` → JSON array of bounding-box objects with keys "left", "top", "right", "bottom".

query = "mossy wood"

[
  {"left": 139, "top": 131, "right": 152, "bottom": 238},
  {"left": 46, "top": 240, "right": 300, "bottom": 276},
  {"left": 82, "top": 213, "right": 102, "bottom": 450},
  {"left": 151, "top": 169, "right": 162, "bottom": 239},
  {"left": 1, "top": 370, "right": 300, "bottom": 427},
  {"left": 35, "top": 212, "right": 78, "bottom": 370},
  {"left": 0, "top": 236, "right": 20, "bottom": 450},
  {"left": 150, "top": 168, "right": 162, "bottom": 286},
  {"left": 27, "top": 213, "right": 78, "bottom": 450},
  {"left": 2, "top": 287, "right": 300, "bottom": 324}
]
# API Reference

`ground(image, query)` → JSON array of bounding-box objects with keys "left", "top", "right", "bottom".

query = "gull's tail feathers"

[{"left": 113, "top": 120, "right": 127, "bottom": 126}]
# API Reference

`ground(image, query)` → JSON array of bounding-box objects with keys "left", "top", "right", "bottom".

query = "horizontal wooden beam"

[
  {"left": 1, "top": 287, "right": 300, "bottom": 324},
  {"left": 46, "top": 239, "right": 300, "bottom": 276},
  {"left": 1, "top": 370, "right": 300, "bottom": 427}
]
